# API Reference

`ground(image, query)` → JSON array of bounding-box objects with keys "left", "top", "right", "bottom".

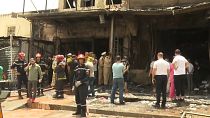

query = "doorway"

[{"left": 157, "top": 28, "right": 210, "bottom": 81}]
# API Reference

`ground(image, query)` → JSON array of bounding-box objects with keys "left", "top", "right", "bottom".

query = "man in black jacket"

[
  {"left": 11, "top": 52, "right": 28, "bottom": 99},
  {"left": 72, "top": 54, "right": 89, "bottom": 117}
]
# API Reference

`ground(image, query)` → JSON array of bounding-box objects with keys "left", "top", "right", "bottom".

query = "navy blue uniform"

[
  {"left": 74, "top": 64, "right": 89, "bottom": 117},
  {"left": 11, "top": 60, "right": 28, "bottom": 98},
  {"left": 36, "top": 60, "right": 47, "bottom": 96}
]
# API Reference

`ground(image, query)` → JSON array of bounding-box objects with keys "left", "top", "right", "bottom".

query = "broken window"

[
  {"left": 64, "top": 0, "right": 76, "bottom": 9},
  {"left": 81, "top": 0, "right": 95, "bottom": 7},
  {"left": 106, "top": 0, "right": 122, "bottom": 5},
  {"left": 7, "top": 26, "right": 16, "bottom": 36}
]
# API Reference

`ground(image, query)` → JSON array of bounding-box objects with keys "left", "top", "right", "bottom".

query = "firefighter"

[
  {"left": 72, "top": 54, "right": 89, "bottom": 117},
  {"left": 35, "top": 53, "right": 47, "bottom": 96},
  {"left": 53, "top": 55, "right": 66, "bottom": 99},
  {"left": 11, "top": 52, "right": 28, "bottom": 99},
  {"left": 68, "top": 54, "right": 78, "bottom": 89}
]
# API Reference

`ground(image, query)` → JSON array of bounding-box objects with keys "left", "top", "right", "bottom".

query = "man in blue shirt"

[{"left": 110, "top": 55, "right": 125, "bottom": 105}]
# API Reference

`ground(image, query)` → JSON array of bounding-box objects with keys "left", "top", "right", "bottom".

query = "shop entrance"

[
  {"left": 157, "top": 28, "right": 210, "bottom": 82},
  {"left": 60, "top": 38, "right": 109, "bottom": 59}
]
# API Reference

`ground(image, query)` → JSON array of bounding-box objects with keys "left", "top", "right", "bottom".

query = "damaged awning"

[{"left": 19, "top": 2, "right": 210, "bottom": 20}]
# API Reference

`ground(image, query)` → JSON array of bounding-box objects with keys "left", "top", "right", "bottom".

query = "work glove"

[
  {"left": 38, "top": 79, "right": 42, "bottom": 83},
  {"left": 72, "top": 86, "right": 75, "bottom": 92},
  {"left": 75, "top": 81, "right": 82, "bottom": 88},
  {"left": 152, "top": 78, "right": 156, "bottom": 85}
]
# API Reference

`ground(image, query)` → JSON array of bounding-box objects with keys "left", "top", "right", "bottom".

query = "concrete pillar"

[
  {"left": 58, "top": 0, "right": 65, "bottom": 11},
  {"left": 109, "top": 16, "right": 114, "bottom": 53},
  {"left": 29, "top": 21, "right": 35, "bottom": 58},
  {"left": 77, "top": 0, "right": 82, "bottom": 10},
  {"left": 54, "top": 37, "right": 60, "bottom": 55}
]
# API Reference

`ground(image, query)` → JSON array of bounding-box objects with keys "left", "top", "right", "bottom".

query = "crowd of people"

[
  {"left": 150, "top": 49, "right": 204, "bottom": 109},
  {"left": 4, "top": 48, "right": 203, "bottom": 117},
  {"left": 9, "top": 51, "right": 130, "bottom": 117}
]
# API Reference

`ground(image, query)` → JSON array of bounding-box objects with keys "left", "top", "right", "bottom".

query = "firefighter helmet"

[
  {"left": 77, "top": 54, "right": 85, "bottom": 60},
  {"left": 36, "top": 53, "right": 42, "bottom": 58},
  {"left": 18, "top": 52, "right": 25, "bottom": 59},
  {"left": 67, "top": 53, "right": 72, "bottom": 56},
  {"left": 56, "top": 55, "right": 65, "bottom": 62}
]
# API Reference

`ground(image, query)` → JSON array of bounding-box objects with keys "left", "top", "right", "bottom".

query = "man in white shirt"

[
  {"left": 152, "top": 52, "right": 170, "bottom": 109},
  {"left": 172, "top": 49, "right": 189, "bottom": 102}
]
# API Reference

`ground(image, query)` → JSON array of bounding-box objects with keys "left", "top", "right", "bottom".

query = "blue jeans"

[
  {"left": 88, "top": 77, "right": 95, "bottom": 96},
  {"left": 110, "top": 78, "right": 124, "bottom": 103}
]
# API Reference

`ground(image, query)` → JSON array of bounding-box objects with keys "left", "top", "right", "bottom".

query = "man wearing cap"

[
  {"left": 86, "top": 57, "right": 95, "bottom": 97},
  {"left": 11, "top": 52, "right": 28, "bottom": 99},
  {"left": 25, "top": 58, "right": 42, "bottom": 103},
  {"left": 98, "top": 52, "right": 106, "bottom": 90},
  {"left": 172, "top": 49, "right": 189, "bottom": 103},
  {"left": 103, "top": 52, "right": 112, "bottom": 91},
  {"left": 66, "top": 53, "right": 73, "bottom": 87},
  {"left": 35, "top": 53, "right": 47, "bottom": 96},
  {"left": 72, "top": 54, "right": 89, "bottom": 117},
  {"left": 152, "top": 52, "right": 170, "bottom": 109}
]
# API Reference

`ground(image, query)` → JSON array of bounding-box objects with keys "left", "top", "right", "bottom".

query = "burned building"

[{"left": 22, "top": 0, "right": 210, "bottom": 84}]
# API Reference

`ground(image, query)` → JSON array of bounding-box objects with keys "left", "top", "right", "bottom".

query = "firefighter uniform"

[
  {"left": 53, "top": 55, "right": 66, "bottom": 99},
  {"left": 11, "top": 58, "right": 28, "bottom": 99},
  {"left": 36, "top": 53, "right": 47, "bottom": 96},
  {"left": 36, "top": 60, "right": 47, "bottom": 96},
  {"left": 73, "top": 54, "right": 89, "bottom": 117}
]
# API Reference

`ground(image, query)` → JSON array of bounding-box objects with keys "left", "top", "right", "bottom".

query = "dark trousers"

[
  {"left": 75, "top": 84, "right": 88, "bottom": 117},
  {"left": 69, "top": 71, "right": 74, "bottom": 89},
  {"left": 110, "top": 78, "right": 124, "bottom": 103},
  {"left": 88, "top": 77, "right": 95, "bottom": 96},
  {"left": 187, "top": 74, "right": 193, "bottom": 94},
  {"left": 75, "top": 84, "right": 88, "bottom": 116},
  {"left": 55, "top": 80, "right": 64, "bottom": 95},
  {"left": 155, "top": 75, "right": 167, "bottom": 106},
  {"left": 75, "top": 84, "right": 88, "bottom": 106},
  {"left": 174, "top": 75, "right": 186, "bottom": 97},
  {"left": 17, "top": 75, "right": 28, "bottom": 96},
  {"left": 94, "top": 71, "right": 98, "bottom": 85},
  {"left": 28, "top": 80, "right": 37, "bottom": 99},
  {"left": 37, "top": 81, "right": 44, "bottom": 95}
]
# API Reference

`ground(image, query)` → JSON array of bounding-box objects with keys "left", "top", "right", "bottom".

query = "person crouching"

[{"left": 53, "top": 55, "right": 66, "bottom": 99}]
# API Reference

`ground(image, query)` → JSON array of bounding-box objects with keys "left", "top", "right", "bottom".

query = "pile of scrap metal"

[{"left": 194, "top": 80, "right": 210, "bottom": 95}]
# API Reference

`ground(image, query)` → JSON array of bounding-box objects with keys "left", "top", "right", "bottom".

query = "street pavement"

[
  {"left": 3, "top": 108, "right": 134, "bottom": 118},
  {"left": 1, "top": 89, "right": 210, "bottom": 118}
]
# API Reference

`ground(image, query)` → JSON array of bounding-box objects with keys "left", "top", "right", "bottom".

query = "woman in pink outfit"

[{"left": 169, "top": 64, "right": 175, "bottom": 100}]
